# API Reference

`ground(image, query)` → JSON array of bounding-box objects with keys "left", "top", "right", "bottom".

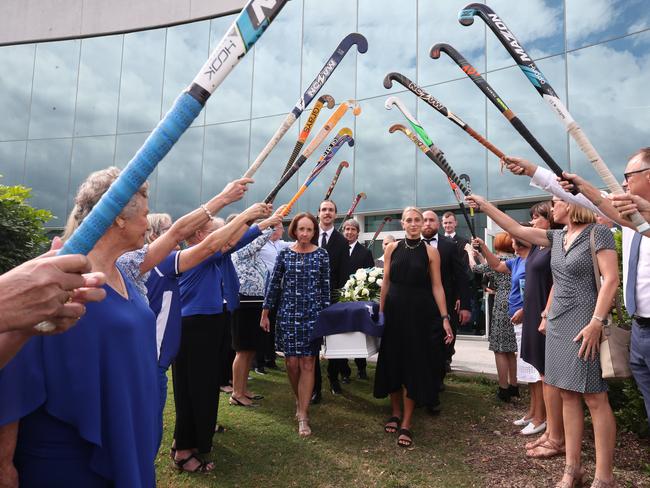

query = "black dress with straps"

[{"left": 373, "top": 239, "right": 444, "bottom": 406}]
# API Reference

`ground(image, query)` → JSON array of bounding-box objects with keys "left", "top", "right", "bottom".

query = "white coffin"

[{"left": 322, "top": 331, "right": 380, "bottom": 359}]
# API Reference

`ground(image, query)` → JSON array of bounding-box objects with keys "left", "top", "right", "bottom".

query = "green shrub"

[{"left": 0, "top": 178, "right": 53, "bottom": 273}]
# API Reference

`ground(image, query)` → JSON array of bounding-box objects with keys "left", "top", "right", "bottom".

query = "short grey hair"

[{"left": 342, "top": 218, "right": 360, "bottom": 232}]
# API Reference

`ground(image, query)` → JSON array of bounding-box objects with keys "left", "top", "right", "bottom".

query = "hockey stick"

[
  {"left": 339, "top": 192, "right": 367, "bottom": 231},
  {"left": 324, "top": 160, "right": 349, "bottom": 200},
  {"left": 383, "top": 72, "right": 505, "bottom": 160},
  {"left": 281, "top": 94, "right": 336, "bottom": 177},
  {"left": 244, "top": 33, "right": 367, "bottom": 178},
  {"left": 430, "top": 44, "right": 569, "bottom": 182},
  {"left": 458, "top": 173, "right": 477, "bottom": 237},
  {"left": 281, "top": 134, "right": 354, "bottom": 216},
  {"left": 262, "top": 100, "right": 357, "bottom": 204},
  {"left": 457, "top": 4, "right": 649, "bottom": 233},
  {"left": 366, "top": 216, "right": 393, "bottom": 249},
  {"left": 58, "top": 0, "right": 288, "bottom": 258},
  {"left": 385, "top": 97, "right": 475, "bottom": 237}
]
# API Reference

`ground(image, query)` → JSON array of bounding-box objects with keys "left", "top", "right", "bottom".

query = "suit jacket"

[
  {"left": 344, "top": 242, "right": 375, "bottom": 278},
  {"left": 430, "top": 235, "right": 472, "bottom": 313},
  {"left": 321, "top": 228, "right": 349, "bottom": 294}
]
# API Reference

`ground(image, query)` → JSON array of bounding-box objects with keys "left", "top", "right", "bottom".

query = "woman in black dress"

[{"left": 374, "top": 207, "right": 453, "bottom": 447}]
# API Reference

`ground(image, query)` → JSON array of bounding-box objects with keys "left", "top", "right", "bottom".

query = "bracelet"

[
  {"left": 441, "top": 314, "right": 451, "bottom": 321},
  {"left": 200, "top": 204, "right": 213, "bottom": 219},
  {"left": 592, "top": 314, "right": 608, "bottom": 326}
]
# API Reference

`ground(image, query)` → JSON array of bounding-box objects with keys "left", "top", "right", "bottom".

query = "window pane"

[
  {"left": 114, "top": 132, "right": 159, "bottom": 203},
  {"left": 0, "top": 44, "right": 35, "bottom": 141},
  {"left": 69, "top": 136, "right": 116, "bottom": 211},
  {"left": 415, "top": 77, "right": 487, "bottom": 208},
  {"left": 567, "top": 31, "right": 650, "bottom": 185},
  {"left": 567, "top": 0, "right": 650, "bottom": 50},
  {"left": 302, "top": 0, "right": 357, "bottom": 107},
  {"left": 161, "top": 20, "right": 210, "bottom": 128},
  {"left": 75, "top": 36, "right": 122, "bottom": 136},
  {"left": 0, "top": 140, "right": 27, "bottom": 186},
  {"left": 118, "top": 29, "right": 166, "bottom": 133},
  {"left": 205, "top": 15, "right": 254, "bottom": 125},
  {"left": 485, "top": 0, "right": 565, "bottom": 71},
  {"left": 355, "top": 96, "right": 416, "bottom": 211},
  {"left": 484, "top": 54, "right": 568, "bottom": 201},
  {"left": 24, "top": 139, "right": 72, "bottom": 222},
  {"left": 251, "top": 0, "right": 302, "bottom": 118},
  {"left": 202, "top": 121, "right": 250, "bottom": 214},
  {"left": 358, "top": 0, "right": 417, "bottom": 99},
  {"left": 28, "top": 40, "right": 80, "bottom": 139},
  {"left": 154, "top": 127, "right": 203, "bottom": 219},
  {"left": 418, "top": 0, "right": 486, "bottom": 86}
]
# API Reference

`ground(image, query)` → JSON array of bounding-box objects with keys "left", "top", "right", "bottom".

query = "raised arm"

[
  {"left": 471, "top": 237, "right": 509, "bottom": 274},
  {"left": 466, "top": 194, "right": 550, "bottom": 247}
]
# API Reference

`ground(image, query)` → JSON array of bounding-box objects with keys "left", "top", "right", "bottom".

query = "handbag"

[{"left": 589, "top": 227, "right": 632, "bottom": 379}]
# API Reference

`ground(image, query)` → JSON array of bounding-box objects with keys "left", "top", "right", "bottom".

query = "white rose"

[
  {"left": 362, "top": 288, "right": 370, "bottom": 296},
  {"left": 346, "top": 278, "right": 355, "bottom": 287},
  {"left": 355, "top": 269, "right": 367, "bottom": 281},
  {"left": 369, "top": 269, "right": 379, "bottom": 278},
  {"left": 344, "top": 291, "right": 351, "bottom": 298},
  {"left": 377, "top": 278, "right": 383, "bottom": 287},
  {"left": 368, "top": 276, "right": 376, "bottom": 283}
]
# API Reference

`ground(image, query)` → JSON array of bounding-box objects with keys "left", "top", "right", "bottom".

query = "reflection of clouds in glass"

[
  {"left": 357, "top": 0, "right": 417, "bottom": 99},
  {"left": 75, "top": 36, "right": 122, "bottom": 137},
  {"left": 205, "top": 14, "right": 254, "bottom": 125},
  {"left": 118, "top": 29, "right": 166, "bottom": 134},
  {"left": 0, "top": 140, "right": 27, "bottom": 186},
  {"left": 28, "top": 40, "right": 80, "bottom": 139},
  {"left": 251, "top": 0, "right": 302, "bottom": 117},
  {"left": 567, "top": 31, "right": 650, "bottom": 183},
  {"left": 25, "top": 139, "right": 72, "bottom": 222},
  {"left": 161, "top": 20, "right": 210, "bottom": 127},
  {"left": 155, "top": 127, "right": 203, "bottom": 219},
  {"left": 0, "top": 44, "right": 35, "bottom": 141},
  {"left": 68, "top": 136, "right": 116, "bottom": 212}
]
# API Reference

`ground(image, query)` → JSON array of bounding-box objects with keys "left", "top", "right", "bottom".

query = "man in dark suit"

[
  {"left": 422, "top": 210, "right": 472, "bottom": 409},
  {"left": 312, "top": 200, "right": 350, "bottom": 402},
  {"left": 441, "top": 211, "right": 470, "bottom": 250},
  {"left": 341, "top": 218, "right": 375, "bottom": 380}
]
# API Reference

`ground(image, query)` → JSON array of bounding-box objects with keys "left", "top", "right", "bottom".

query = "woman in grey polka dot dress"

[{"left": 467, "top": 194, "right": 619, "bottom": 488}]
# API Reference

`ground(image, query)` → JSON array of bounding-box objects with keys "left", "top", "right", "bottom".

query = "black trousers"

[
  {"left": 172, "top": 312, "right": 230, "bottom": 453},
  {"left": 256, "top": 307, "right": 277, "bottom": 366}
]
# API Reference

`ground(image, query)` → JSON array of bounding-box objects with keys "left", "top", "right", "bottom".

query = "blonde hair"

[
  {"left": 62, "top": 167, "right": 148, "bottom": 242},
  {"left": 567, "top": 203, "right": 597, "bottom": 224},
  {"left": 401, "top": 206, "right": 423, "bottom": 220},
  {"left": 146, "top": 213, "right": 172, "bottom": 244}
]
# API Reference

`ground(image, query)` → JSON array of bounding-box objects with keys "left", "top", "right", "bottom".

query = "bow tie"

[{"left": 423, "top": 237, "right": 437, "bottom": 243}]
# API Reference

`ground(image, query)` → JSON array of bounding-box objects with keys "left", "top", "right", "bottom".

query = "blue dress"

[
  {"left": 0, "top": 270, "right": 159, "bottom": 487},
  {"left": 263, "top": 247, "right": 330, "bottom": 356}
]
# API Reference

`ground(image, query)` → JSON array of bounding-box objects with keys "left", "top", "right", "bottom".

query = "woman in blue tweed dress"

[{"left": 262, "top": 213, "right": 330, "bottom": 437}]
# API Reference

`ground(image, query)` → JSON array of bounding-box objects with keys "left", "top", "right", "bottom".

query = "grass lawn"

[{"left": 156, "top": 361, "right": 650, "bottom": 487}]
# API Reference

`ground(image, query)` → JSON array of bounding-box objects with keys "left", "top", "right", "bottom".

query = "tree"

[{"left": 0, "top": 177, "right": 53, "bottom": 273}]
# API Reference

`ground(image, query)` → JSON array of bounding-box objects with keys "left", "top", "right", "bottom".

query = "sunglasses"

[{"left": 623, "top": 167, "right": 650, "bottom": 182}]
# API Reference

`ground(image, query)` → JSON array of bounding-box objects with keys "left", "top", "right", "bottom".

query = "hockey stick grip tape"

[
  {"left": 245, "top": 112, "right": 297, "bottom": 178},
  {"left": 61, "top": 92, "right": 203, "bottom": 255},
  {"left": 465, "top": 126, "right": 505, "bottom": 159}
]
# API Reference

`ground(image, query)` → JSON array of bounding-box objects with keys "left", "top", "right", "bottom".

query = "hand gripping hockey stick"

[
  {"left": 383, "top": 72, "right": 505, "bottom": 161},
  {"left": 34, "top": 0, "right": 290, "bottom": 332},
  {"left": 457, "top": 4, "right": 649, "bottom": 232},
  {"left": 339, "top": 193, "right": 367, "bottom": 231},
  {"left": 366, "top": 216, "right": 393, "bottom": 249},
  {"left": 281, "top": 133, "right": 354, "bottom": 217},
  {"left": 245, "top": 33, "right": 367, "bottom": 178},
  {"left": 281, "top": 94, "right": 336, "bottom": 177},
  {"left": 324, "top": 160, "right": 349, "bottom": 200}
]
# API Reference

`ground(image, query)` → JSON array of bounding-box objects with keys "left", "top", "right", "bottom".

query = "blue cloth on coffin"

[
  {"left": 311, "top": 301, "right": 384, "bottom": 341},
  {"left": 0, "top": 270, "right": 158, "bottom": 487}
]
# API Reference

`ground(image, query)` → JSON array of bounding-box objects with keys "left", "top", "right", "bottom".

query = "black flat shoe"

[
  {"left": 229, "top": 396, "right": 258, "bottom": 407},
  {"left": 508, "top": 384, "right": 520, "bottom": 398},
  {"left": 246, "top": 394, "right": 264, "bottom": 401},
  {"left": 397, "top": 428, "right": 413, "bottom": 447}
]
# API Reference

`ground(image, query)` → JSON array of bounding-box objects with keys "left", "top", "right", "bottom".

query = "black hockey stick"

[{"left": 457, "top": 3, "right": 649, "bottom": 233}]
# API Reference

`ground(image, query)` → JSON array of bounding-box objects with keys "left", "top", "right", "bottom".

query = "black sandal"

[
  {"left": 174, "top": 453, "right": 214, "bottom": 473},
  {"left": 384, "top": 416, "right": 401, "bottom": 434},
  {"left": 397, "top": 428, "right": 413, "bottom": 448}
]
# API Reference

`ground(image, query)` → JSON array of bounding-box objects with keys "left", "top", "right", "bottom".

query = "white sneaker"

[
  {"left": 513, "top": 416, "right": 531, "bottom": 426},
  {"left": 520, "top": 421, "right": 547, "bottom": 436}
]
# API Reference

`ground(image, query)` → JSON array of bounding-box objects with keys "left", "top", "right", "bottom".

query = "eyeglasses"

[{"left": 624, "top": 168, "right": 650, "bottom": 182}]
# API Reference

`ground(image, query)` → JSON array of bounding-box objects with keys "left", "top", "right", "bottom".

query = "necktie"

[
  {"left": 321, "top": 232, "right": 328, "bottom": 248},
  {"left": 349, "top": 245, "right": 354, "bottom": 256},
  {"left": 626, "top": 232, "right": 642, "bottom": 316}
]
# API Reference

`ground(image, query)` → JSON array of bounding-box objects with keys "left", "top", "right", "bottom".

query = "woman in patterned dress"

[
  {"left": 261, "top": 213, "right": 330, "bottom": 437},
  {"left": 468, "top": 232, "right": 519, "bottom": 402},
  {"left": 467, "top": 194, "right": 619, "bottom": 488}
]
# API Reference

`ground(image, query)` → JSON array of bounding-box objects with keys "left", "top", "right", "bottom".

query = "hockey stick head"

[
  {"left": 338, "top": 33, "right": 369, "bottom": 55},
  {"left": 430, "top": 43, "right": 469, "bottom": 67},
  {"left": 338, "top": 161, "right": 350, "bottom": 170},
  {"left": 358, "top": 192, "right": 367, "bottom": 200},
  {"left": 457, "top": 3, "right": 488, "bottom": 26},
  {"left": 459, "top": 173, "right": 472, "bottom": 192},
  {"left": 318, "top": 94, "right": 336, "bottom": 109},
  {"left": 384, "top": 96, "right": 415, "bottom": 122},
  {"left": 384, "top": 216, "right": 392, "bottom": 222},
  {"left": 388, "top": 123, "right": 428, "bottom": 155},
  {"left": 383, "top": 72, "right": 411, "bottom": 90}
]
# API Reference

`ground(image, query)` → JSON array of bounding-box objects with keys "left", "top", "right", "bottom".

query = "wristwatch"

[
  {"left": 441, "top": 314, "right": 451, "bottom": 321},
  {"left": 592, "top": 314, "right": 609, "bottom": 326}
]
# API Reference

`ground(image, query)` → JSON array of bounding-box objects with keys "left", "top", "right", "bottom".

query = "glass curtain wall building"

[{"left": 1, "top": 0, "right": 649, "bottom": 236}]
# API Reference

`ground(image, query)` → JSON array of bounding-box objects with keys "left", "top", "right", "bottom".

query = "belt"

[{"left": 633, "top": 315, "right": 650, "bottom": 328}]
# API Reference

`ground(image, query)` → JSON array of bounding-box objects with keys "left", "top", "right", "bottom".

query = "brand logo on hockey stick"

[
  {"left": 520, "top": 65, "right": 547, "bottom": 88},
  {"left": 246, "top": 0, "right": 281, "bottom": 29},
  {"left": 306, "top": 59, "right": 339, "bottom": 97},
  {"left": 407, "top": 82, "right": 446, "bottom": 111},
  {"left": 203, "top": 27, "right": 240, "bottom": 80},
  {"left": 487, "top": 13, "right": 532, "bottom": 62},
  {"left": 462, "top": 64, "right": 479, "bottom": 77}
]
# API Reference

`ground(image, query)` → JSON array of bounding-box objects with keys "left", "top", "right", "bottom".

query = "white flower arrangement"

[{"left": 338, "top": 266, "right": 384, "bottom": 302}]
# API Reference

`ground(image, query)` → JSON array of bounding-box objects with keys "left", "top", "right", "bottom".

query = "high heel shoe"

[
  {"left": 590, "top": 478, "right": 616, "bottom": 488},
  {"left": 555, "top": 464, "right": 586, "bottom": 488}
]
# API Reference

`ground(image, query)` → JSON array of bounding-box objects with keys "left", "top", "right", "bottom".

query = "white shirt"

[
  {"left": 348, "top": 240, "right": 358, "bottom": 255},
  {"left": 622, "top": 226, "right": 650, "bottom": 317},
  {"left": 445, "top": 232, "right": 456, "bottom": 239},
  {"left": 422, "top": 235, "right": 438, "bottom": 248},
  {"left": 319, "top": 225, "right": 334, "bottom": 246},
  {"left": 259, "top": 239, "right": 291, "bottom": 274}
]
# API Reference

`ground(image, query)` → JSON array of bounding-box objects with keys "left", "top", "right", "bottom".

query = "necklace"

[{"left": 403, "top": 238, "right": 422, "bottom": 250}]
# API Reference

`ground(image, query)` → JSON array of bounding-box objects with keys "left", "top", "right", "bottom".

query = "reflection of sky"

[{"left": 2, "top": 1, "right": 650, "bottom": 224}]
